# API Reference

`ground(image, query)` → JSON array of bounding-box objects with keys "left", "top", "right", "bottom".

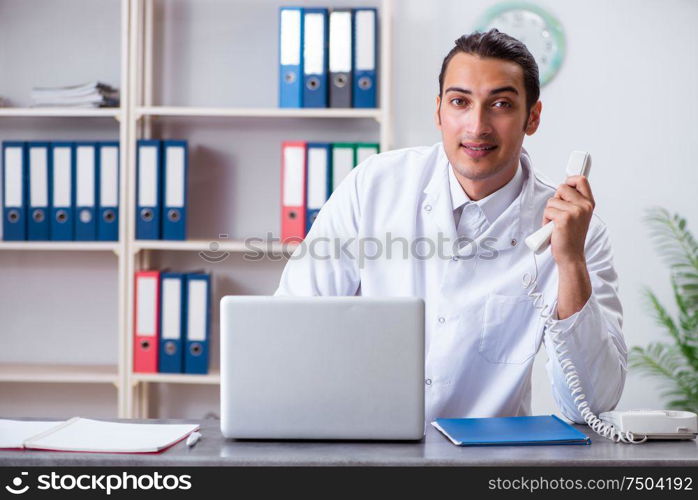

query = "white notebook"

[{"left": 0, "top": 417, "right": 199, "bottom": 453}]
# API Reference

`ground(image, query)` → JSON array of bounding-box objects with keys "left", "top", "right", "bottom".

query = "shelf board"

[
  {"left": 130, "top": 371, "right": 221, "bottom": 385},
  {"left": 0, "top": 107, "right": 121, "bottom": 118},
  {"left": 0, "top": 241, "right": 120, "bottom": 252},
  {"left": 0, "top": 363, "right": 118, "bottom": 384},
  {"left": 137, "top": 106, "right": 382, "bottom": 120},
  {"left": 132, "top": 239, "right": 298, "bottom": 254}
]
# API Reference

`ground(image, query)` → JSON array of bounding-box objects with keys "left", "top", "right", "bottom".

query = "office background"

[{"left": 0, "top": 0, "right": 696, "bottom": 419}]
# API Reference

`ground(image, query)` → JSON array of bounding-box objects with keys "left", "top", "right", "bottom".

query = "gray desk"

[{"left": 1, "top": 419, "right": 696, "bottom": 466}]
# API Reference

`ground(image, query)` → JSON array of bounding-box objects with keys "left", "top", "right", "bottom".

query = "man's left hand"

[{"left": 542, "top": 175, "right": 595, "bottom": 266}]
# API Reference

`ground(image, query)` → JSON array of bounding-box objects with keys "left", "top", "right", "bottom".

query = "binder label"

[
  {"left": 165, "top": 146, "right": 185, "bottom": 207},
  {"left": 332, "top": 147, "right": 354, "bottom": 190},
  {"left": 137, "top": 276, "right": 158, "bottom": 336},
  {"left": 4, "top": 148, "right": 23, "bottom": 206},
  {"left": 283, "top": 146, "right": 304, "bottom": 206},
  {"left": 161, "top": 278, "right": 182, "bottom": 340},
  {"left": 304, "top": 13, "right": 325, "bottom": 75},
  {"left": 53, "top": 147, "right": 72, "bottom": 207},
  {"left": 100, "top": 146, "right": 119, "bottom": 206},
  {"left": 29, "top": 148, "right": 49, "bottom": 207},
  {"left": 280, "top": 9, "right": 302, "bottom": 66},
  {"left": 307, "top": 147, "right": 328, "bottom": 209},
  {"left": 187, "top": 280, "right": 207, "bottom": 341},
  {"left": 356, "top": 10, "right": 376, "bottom": 71},
  {"left": 76, "top": 146, "right": 95, "bottom": 206},
  {"left": 329, "top": 12, "right": 352, "bottom": 73},
  {"left": 138, "top": 146, "right": 158, "bottom": 207}
]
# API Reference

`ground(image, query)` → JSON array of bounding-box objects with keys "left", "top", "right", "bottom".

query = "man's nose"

[{"left": 464, "top": 105, "right": 492, "bottom": 137}]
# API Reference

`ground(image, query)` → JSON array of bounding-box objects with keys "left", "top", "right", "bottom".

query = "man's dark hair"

[{"left": 438, "top": 29, "right": 540, "bottom": 112}]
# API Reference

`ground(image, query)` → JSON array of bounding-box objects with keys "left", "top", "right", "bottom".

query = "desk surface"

[{"left": 1, "top": 419, "right": 697, "bottom": 466}]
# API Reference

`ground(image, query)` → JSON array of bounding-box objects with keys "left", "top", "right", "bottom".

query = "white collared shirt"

[
  {"left": 276, "top": 143, "right": 627, "bottom": 425},
  {"left": 448, "top": 161, "right": 525, "bottom": 240}
]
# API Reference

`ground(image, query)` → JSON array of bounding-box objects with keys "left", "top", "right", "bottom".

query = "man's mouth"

[
  {"left": 461, "top": 143, "right": 497, "bottom": 158},
  {"left": 461, "top": 143, "right": 497, "bottom": 151}
]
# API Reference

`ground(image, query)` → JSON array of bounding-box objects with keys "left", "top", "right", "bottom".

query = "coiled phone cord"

[{"left": 522, "top": 253, "right": 647, "bottom": 444}]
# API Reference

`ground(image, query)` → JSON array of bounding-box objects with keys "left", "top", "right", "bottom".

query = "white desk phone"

[{"left": 522, "top": 151, "right": 698, "bottom": 444}]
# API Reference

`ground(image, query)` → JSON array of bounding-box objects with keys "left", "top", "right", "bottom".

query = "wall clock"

[{"left": 475, "top": 2, "right": 565, "bottom": 86}]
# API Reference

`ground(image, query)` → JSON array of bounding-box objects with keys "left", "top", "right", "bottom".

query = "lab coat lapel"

[{"left": 422, "top": 146, "right": 458, "bottom": 250}]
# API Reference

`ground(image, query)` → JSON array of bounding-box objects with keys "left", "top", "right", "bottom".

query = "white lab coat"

[{"left": 276, "top": 142, "right": 627, "bottom": 424}]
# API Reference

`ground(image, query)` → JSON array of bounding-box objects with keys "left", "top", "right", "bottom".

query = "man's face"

[{"left": 435, "top": 53, "right": 541, "bottom": 183}]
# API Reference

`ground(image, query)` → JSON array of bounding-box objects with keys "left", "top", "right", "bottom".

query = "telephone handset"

[
  {"left": 522, "top": 151, "right": 698, "bottom": 444},
  {"left": 525, "top": 151, "right": 592, "bottom": 254}
]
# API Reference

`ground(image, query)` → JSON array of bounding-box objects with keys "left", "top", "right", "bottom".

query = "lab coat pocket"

[{"left": 479, "top": 293, "right": 538, "bottom": 364}]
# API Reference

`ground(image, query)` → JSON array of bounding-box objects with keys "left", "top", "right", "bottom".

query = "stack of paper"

[
  {"left": 31, "top": 82, "right": 119, "bottom": 108},
  {"left": 0, "top": 417, "right": 199, "bottom": 453}
]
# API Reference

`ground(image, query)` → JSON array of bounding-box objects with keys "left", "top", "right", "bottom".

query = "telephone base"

[{"left": 635, "top": 432, "right": 697, "bottom": 441}]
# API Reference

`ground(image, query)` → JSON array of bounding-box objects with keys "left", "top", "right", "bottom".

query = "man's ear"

[
  {"left": 525, "top": 100, "right": 542, "bottom": 135},
  {"left": 434, "top": 95, "right": 442, "bottom": 129}
]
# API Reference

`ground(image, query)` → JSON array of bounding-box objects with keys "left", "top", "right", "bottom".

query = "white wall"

[
  {"left": 1, "top": 0, "right": 696, "bottom": 418},
  {"left": 393, "top": 0, "right": 698, "bottom": 413}
]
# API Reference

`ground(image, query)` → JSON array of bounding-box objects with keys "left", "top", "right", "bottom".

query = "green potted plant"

[{"left": 629, "top": 208, "right": 698, "bottom": 412}]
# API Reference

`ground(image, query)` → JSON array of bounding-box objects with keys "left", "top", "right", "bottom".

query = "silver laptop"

[{"left": 219, "top": 296, "right": 425, "bottom": 440}]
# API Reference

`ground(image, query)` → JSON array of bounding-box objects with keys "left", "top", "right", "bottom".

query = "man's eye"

[
  {"left": 493, "top": 101, "right": 512, "bottom": 108},
  {"left": 450, "top": 98, "right": 466, "bottom": 106}
]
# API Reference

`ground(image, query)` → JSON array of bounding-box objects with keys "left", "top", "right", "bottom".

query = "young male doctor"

[{"left": 276, "top": 29, "right": 627, "bottom": 425}]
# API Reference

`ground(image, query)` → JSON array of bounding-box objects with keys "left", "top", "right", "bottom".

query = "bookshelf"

[
  {"left": 124, "top": 0, "right": 391, "bottom": 418},
  {"left": 0, "top": 108, "right": 122, "bottom": 118},
  {"left": 0, "top": 0, "right": 129, "bottom": 418},
  {"left": 131, "top": 239, "right": 297, "bottom": 254},
  {"left": 0, "top": 0, "right": 392, "bottom": 419},
  {"left": 0, "top": 242, "right": 120, "bottom": 252},
  {"left": 136, "top": 106, "right": 383, "bottom": 120},
  {"left": 0, "top": 363, "right": 119, "bottom": 385}
]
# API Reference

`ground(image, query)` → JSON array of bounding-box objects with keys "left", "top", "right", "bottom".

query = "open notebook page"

[
  {"left": 0, "top": 420, "right": 62, "bottom": 449},
  {"left": 20, "top": 418, "right": 198, "bottom": 453}
]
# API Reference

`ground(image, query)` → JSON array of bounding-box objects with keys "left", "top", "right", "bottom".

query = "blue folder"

[
  {"left": 161, "top": 140, "right": 188, "bottom": 241},
  {"left": 352, "top": 8, "right": 377, "bottom": 108},
  {"left": 302, "top": 8, "right": 329, "bottom": 108},
  {"left": 432, "top": 415, "right": 591, "bottom": 446},
  {"left": 159, "top": 272, "right": 186, "bottom": 374},
  {"left": 97, "top": 141, "right": 120, "bottom": 241},
  {"left": 27, "top": 142, "right": 51, "bottom": 241},
  {"left": 49, "top": 142, "right": 75, "bottom": 241},
  {"left": 279, "top": 7, "right": 304, "bottom": 108},
  {"left": 75, "top": 142, "right": 98, "bottom": 241},
  {"left": 184, "top": 272, "right": 211, "bottom": 375},
  {"left": 305, "top": 142, "right": 332, "bottom": 233},
  {"left": 136, "top": 139, "right": 162, "bottom": 240}
]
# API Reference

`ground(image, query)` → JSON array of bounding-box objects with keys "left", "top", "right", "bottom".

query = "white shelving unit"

[
  {"left": 136, "top": 106, "right": 383, "bottom": 120},
  {"left": 0, "top": 0, "right": 130, "bottom": 417},
  {"left": 1, "top": 0, "right": 392, "bottom": 419},
  {"left": 0, "top": 363, "right": 119, "bottom": 385},
  {"left": 0, "top": 108, "right": 122, "bottom": 118},
  {"left": 131, "top": 239, "right": 297, "bottom": 254},
  {"left": 0, "top": 242, "right": 120, "bottom": 252},
  {"left": 123, "top": 0, "right": 392, "bottom": 418}
]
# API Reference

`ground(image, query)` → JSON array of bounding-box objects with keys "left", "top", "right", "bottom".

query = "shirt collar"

[{"left": 448, "top": 160, "right": 524, "bottom": 225}]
